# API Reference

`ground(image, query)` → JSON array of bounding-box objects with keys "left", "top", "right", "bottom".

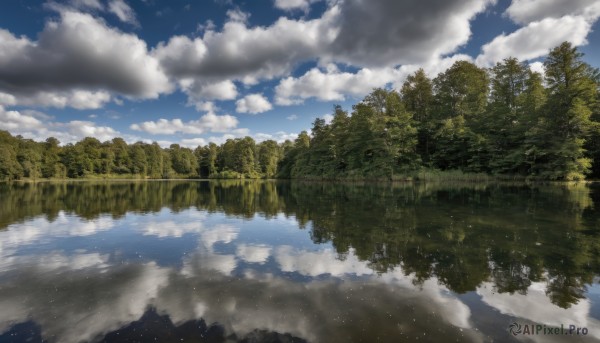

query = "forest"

[{"left": 0, "top": 42, "right": 598, "bottom": 181}]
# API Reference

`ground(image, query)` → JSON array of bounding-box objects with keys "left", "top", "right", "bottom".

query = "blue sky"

[{"left": 0, "top": 0, "right": 598, "bottom": 147}]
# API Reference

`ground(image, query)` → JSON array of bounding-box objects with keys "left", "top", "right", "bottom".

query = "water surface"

[{"left": 0, "top": 181, "right": 599, "bottom": 342}]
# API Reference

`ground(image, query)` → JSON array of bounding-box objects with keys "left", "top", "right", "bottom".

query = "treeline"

[
  {"left": 280, "top": 42, "right": 600, "bottom": 180},
  {"left": 0, "top": 41, "right": 598, "bottom": 181},
  {"left": 0, "top": 133, "right": 284, "bottom": 180}
]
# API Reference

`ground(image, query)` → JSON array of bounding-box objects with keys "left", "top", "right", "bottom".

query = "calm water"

[{"left": 0, "top": 181, "right": 599, "bottom": 343}]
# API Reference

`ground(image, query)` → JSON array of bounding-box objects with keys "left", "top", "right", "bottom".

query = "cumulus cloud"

[
  {"left": 325, "top": 0, "right": 493, "bottom": 67},
  {"left": 529, "top": 61, "right": 545, "bottom": 76},
  {"left": 0, "top": 105, "right": 121, "bottom": 143},
  {"left": 252, "top": 131, "right": 298, "bottom": 143},
  {"left": 180, "top": 79, "right": 238, "bottom": 102},
  {"left": 475, "top": 16, "right": 592, "bottom": 66},
  {"left": 180, "top": 137, "right": 208, "bottom": 148},
  {"left": 275, "top": 66, "right": 398, "bottom": 105},
  {"left": 155, "top": 0, "right": 491, "bottom": 88},
  {"left": 153, "top": 11, "right": 336, "bottom": 82},
  {"left": 235, "top": 93, "right": 273, "bottom": 114},
  {"left": 130, "top": 113, "right": 239, "bottom": 135},
  {"left": 275, "top": 55, "right": 470, "bottom": 105},
  {"left": 0, "top": 10, "right": 171, "bottom": 108},
  {"left": 505, "top": 0, "right": 600, "bottom": 24}
]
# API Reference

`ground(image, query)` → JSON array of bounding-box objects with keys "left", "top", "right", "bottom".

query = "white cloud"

[
  {"left": 69, "top": 0, "right": 104, "bottom": 10},
  {"left": 275, "top": 66, "right": 396, "bottom": 105},
  {"left": 252, "top": 131, "right": 298, "bottom": 143},
  {"left": 153, "top": 11, "right": 335, "bottom": 82},
  {"left": 226, "top": 7, "right": 250, "bottom": 23},
  {"left": 0, "top": 106, "right": 121, "bottom": 143},
  {"left": 180, "top": 137, "right": 207, "bottom": 148},
  {"left": 8, "top": 90, "right": 112, "bottom": 110},
  {"left": 0, "top": 10, "right": 171, "bottom": 108},
  {"left": 505, "top": 0, "right": 600, "bottom": 24},
  {"left": 475, "top": 16, "right": 592, "bottom": 66},
  {"left": 235, "top": 93, "right": 273, "bottom": 114},
  {"left": 274, "top": 0, "right": 321, "bottom": 12},
  {"left": 0, "top": 105, "right": 45, "bottom": 132},
  {"left": 181, "top": 79, "right": 238, "bottom": 102},
  {"left": 108, "top": 0, "right": 139, "bottom": 26},
  {"left": 66, "top": 120, "right": 120, "bottom": 142},
  {"left": 203, "top": 128, "right": 251, "bottom": 145},
  {"left": 130, "top": 113, "right": 239, "bottom": 135},
  {"left": 286, "top": 114, "right": 298, "bottom": 120},
  {"left": 275, "top": 54, "right": 472, "bottom": 105},
  {"left": 529, "top": 61, "right": 545, "bottom": 76}
]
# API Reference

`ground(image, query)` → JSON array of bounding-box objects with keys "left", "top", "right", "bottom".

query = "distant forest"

[{"left": 1, "top": 42, "right": 599, "bottom": 181}]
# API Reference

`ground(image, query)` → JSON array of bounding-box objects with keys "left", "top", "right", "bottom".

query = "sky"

[{"left": 0, "top": 0, "right": 599, "bottom": 148}]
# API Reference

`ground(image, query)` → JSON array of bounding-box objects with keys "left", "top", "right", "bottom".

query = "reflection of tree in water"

[
  {"left": 0, "top": 308, "right": 308, "bottom": 343},
  {"left": 101, "top": 308, "right": 308, "bottom": 343},
  {"left": 1, "top": 180, "right": 599, "bottom": 308}
]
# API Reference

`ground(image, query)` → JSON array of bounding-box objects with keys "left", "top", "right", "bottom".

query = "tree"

[
  {"left": 130, "top": 143, "right": 148, "bottom": 176},
  {"left": 257, "top": 140, "right": 280, "bottom": 178},
  {"left": 0, "top": 145, "right": 22, "bottom": 180},
  {"left": 402, "top": 69, "right": 435, "bottom": 164},
  {"left": 485, "top": 58, "right": 529, "bottom": 174},
  {"left": 144, "top": 143, "right": 164, "bottom": 178},
  {"left": 17, "top": 139, "right": 42, "bottom": 179},
  {"left": 531, "top": 42, "right": 597, "bottom": 180},
  {"left": 432, "top": 61, "right": 490, "bottom": 171},
  {"left": 41, "top": 137, "right": 62, "bottom": 178},
  {"left": 111, "top": 138, "right": 130, "bottom": 174},
  {"left": 169, "top": 144, "right": 197, "bottom": 175}
]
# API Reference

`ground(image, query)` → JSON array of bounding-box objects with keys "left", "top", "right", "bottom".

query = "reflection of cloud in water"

[
  {"left": 0, "top": 244, "right": 486, "bottom": 343},
  {"left": 158, "top": 265, "right": 483, "bottom": 342},
  {"left": 141, "top": 220, "right": 203, "bottom": 238},
  {"left": 0, "top": 261, "right": 170, "bottom": 343},
  {"left": 136, "top": 210, "right": 206, "bottom": 238},
  {"left": 478, "top": 282, "right": 600, "bottom": 340},
  {"left": 0, "top": 251, "right": 109, "bottom": 273},
  {"left": 274, "top": 245, "right": 473, "bottom": 330},
  {"left": 236, "top": 244, "right": 271, "bottom": 264},
  {"left": 180, "top": 224, "right": 241, "bottom": 276},
  {"left": 0, "top": 212, "right": 114, "bottom": 256},
  {"left": 275, "top": 246, "right": 373, "bottom": 277},
  {"left": 200, "top": 224, "right": 239, "bottom": 250}
]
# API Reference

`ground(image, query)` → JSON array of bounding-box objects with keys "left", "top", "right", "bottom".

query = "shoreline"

[{"left": 3, "top": 177, "right": 597, "bottom": 184}]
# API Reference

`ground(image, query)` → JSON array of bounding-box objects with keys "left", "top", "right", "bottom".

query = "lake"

[{"left": 0, "top": 181, "right": 599, "bottom": 342}]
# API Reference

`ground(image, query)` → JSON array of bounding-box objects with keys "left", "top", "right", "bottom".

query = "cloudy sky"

[{"left": 0, "top": 0, "right": 599, "bottom": 148}]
